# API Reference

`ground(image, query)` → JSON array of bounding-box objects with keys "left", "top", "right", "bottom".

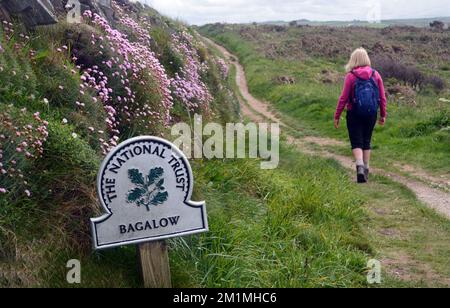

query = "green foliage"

[
  {"left": 33, "top": 54, "right": 80, "bottom": 108},
  {"left": 170, "top": 145, "right": 369, "bottom": 288},
  {"left": 0, "top": 37, "right": 37, "bottom": 101},
  {"left": 126, "top": 72, "right": 166, "bottom": 136},
  {"left": 200, "top": 56, "right": 240, "bottom": 123},
  {"left": 151, "top": 26, "right": 184, "bottom": 77},
  {"left": 32, "top": 121, "right": 99, "bottom": 195},
  {"left": 401, "top": 112, "right": 450, "bottom": 137},
  {"left": 0, "top": 119, "right": 102, "bottom": 286}
]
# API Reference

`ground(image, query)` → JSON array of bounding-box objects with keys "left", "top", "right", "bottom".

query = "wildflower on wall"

[
  {"left": 170, "top": 31, "right": 213, "bottom": 111},
  {"left": 0, "top": 107, "right": 49, "bottom": 197},
  {"left": 216, "top": 57, "right": 229, "bottom": 79},
  {"left": 80, "top": 2, "right": 176, "bottom": 153}
]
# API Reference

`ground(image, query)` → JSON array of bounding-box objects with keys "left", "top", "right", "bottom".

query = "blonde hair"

[{"left": 345, "top": 48, "right": 371, "bottom": 73}]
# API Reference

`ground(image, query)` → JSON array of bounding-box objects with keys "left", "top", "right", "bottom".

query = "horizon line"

[{"left": 190, "top": 15, "right": 450, "bottom": 26}]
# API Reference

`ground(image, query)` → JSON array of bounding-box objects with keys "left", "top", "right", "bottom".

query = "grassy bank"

[{"left": 37, "top": 143, "right": 371, "bottom": 288}]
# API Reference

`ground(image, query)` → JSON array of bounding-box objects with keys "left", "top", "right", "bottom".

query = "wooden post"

[{"left": 137, "top": 240, "right": 172, "bottom": 288}]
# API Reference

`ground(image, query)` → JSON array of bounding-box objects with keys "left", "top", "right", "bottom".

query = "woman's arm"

[
  {"left": 334, "top": 73, "right": 353, "bottom": 121},
  {"left": 376, "top": 72, "right": 387, "bottom": 124}
]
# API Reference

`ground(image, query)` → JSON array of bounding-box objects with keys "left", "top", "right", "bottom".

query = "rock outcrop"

[
  {"left": 0, "top": 0, "right": 115, "bottom": 27},
  {"left": 0, "top": 0, "right": 58, "bottom": 27}
]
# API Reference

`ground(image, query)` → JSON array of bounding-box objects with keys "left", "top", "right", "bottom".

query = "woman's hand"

[
  {"left": 379, "top": 117, "right": 386, "bottom": 126},
  {"left": 334, "top": 119, "right": 340, "bottom": 129}
]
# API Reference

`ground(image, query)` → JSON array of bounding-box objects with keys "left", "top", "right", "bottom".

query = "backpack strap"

[
  {"left": 350, "top": 71, "right": 359, "bottom": 103},
  {"left": 351, "top": 69, "right": 377, "bottom": 80},
  {"left": 350, "top": 70, "right": 358, "bottom": 78}
]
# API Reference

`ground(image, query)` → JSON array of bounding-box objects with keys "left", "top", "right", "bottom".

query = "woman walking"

[{"left": 334, "top": 48, "right": 387, "bottom": 183}]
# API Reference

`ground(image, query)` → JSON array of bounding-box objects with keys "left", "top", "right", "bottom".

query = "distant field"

[{"left": 258, "top": 17, "right": 450, "bottom": 28}]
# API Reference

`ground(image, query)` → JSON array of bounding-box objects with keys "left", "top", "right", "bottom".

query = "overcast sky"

[{"left": 138, "top": 0, "right": 450, "bottom": 25}]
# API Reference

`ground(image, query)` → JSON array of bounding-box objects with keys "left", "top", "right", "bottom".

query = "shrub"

[
  {"left": 373, "top": 56, "right": 424, "bottom": 88},
  {"left": 426, "top": 75, "right": 446, "bottom": 91},
  {"left": 430, "top": 21, "right": 445, "bottom": 31},
  {"left": 34, "top": 51, "right": 85, "bottom": 108},
  {"left": 150, "top": 26, "right": 184, "bottom": 77},
  {"left": 401, "top": 112, "right": 450, "bottom": 137},
  {"left": 373, "top": 56, "right": 445, "bottom": 91},
  {"left": 80, "top": 7, "right": 175, "bottom": 151},
  {"left": 201, "top": 57, "right": 239, "bottom": 123}
]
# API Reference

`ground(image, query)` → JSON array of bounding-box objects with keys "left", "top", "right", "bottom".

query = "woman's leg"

[
  {"left": 363, "top": 150, "right": 371, "bottom": 169},
  {"left": 347, "top": 112, "right": 364, "bottom": 166},
  {"left": 362, "top": 115, "right": 378, "bottom": 180},
  {"left": 347, "top": 112, "right": 367, "bottom": 183},
  {"left": 353, "top": 148, "right": 364, "bottom": 166}
]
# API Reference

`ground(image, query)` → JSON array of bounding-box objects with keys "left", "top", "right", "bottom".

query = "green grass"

[
  {"left": 3, "top": 136, "right": 449, "bottom": 287},
  {"left": 31, "top": 142, "right": 371, "bottom": 288},
  {"left": 38, "top": 140, "right": 449, "bottom": 288},
  {"left": 170, "top": 145, "right": 370, "bottom": 288},
  {"left": 358, "top": 174, "right": 450, "bottom": 287},
  {"left": 199, "top": 28, "right": 450, "bottom": 175}
]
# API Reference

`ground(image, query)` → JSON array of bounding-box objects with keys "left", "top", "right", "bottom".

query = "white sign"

[{"left": 91, "top": 136, "right": 208, "bottom": 250}]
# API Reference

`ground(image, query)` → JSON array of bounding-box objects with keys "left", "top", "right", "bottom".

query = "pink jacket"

[{"left": 335, "top": 66, "right": 387, "bottom": 120}]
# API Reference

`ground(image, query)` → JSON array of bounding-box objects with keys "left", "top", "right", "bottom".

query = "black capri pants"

[{"left": 346, "top": 111, "right": 377, "bottom": 150}]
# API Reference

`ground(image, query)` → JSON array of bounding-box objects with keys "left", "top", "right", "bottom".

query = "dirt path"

[{"left": 204, "top": 37, "right": 450, "bottom": 220}]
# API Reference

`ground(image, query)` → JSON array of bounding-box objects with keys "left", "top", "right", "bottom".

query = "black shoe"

[
  {"left": 357, "top": 165, "right": 367, "bottom": 183},
  {"left": 365, "top": 168, "right": 370, "bottom": 181}
]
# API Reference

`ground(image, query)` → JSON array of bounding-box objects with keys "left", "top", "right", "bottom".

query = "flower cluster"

[
  {"left": 82, "top": 2, "right": 173, "bottom": 138},
  {"left": 170, "top": 31, "right": 213, "bottom": 111},
  {"left": 79, "top": 65, "right": 119, "bottom": 153},
  {"left": 216, "top": 57, "right": 229, "bottom": 79},
  {"left": 0, "top": 107, "right": 49, "bottom": 196},
  {"left": 1, "top": 20, "right": 15, "bottom": 41},
  {"left": 114, "top": 4, "right": 173, "bottom": 125}
]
